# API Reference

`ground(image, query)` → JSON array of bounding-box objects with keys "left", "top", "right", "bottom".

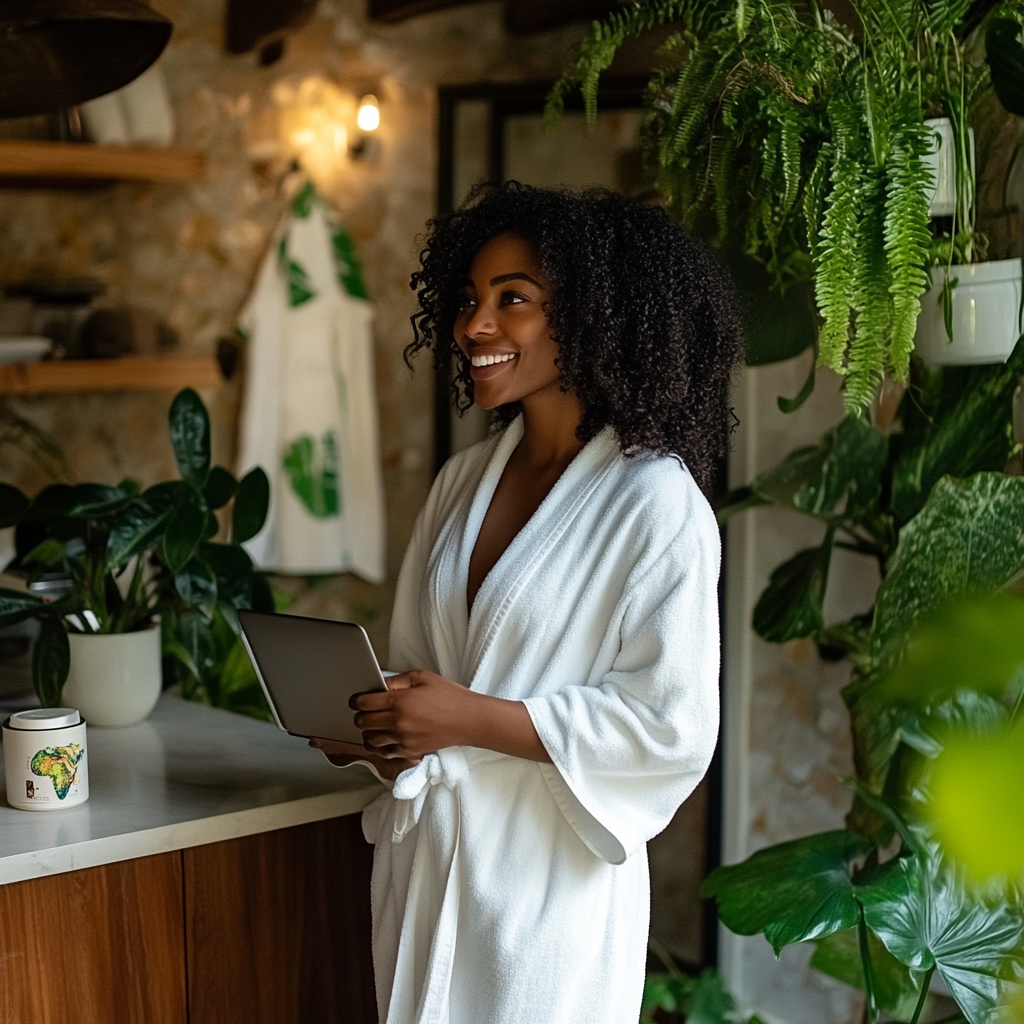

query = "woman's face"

[{"left": 454, "top": 232, "right": 562, "bottom": 411}]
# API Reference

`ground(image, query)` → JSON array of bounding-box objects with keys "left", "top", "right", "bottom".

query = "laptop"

[{"left": 237, "top": 609, "right": 388, "bottom": 745}]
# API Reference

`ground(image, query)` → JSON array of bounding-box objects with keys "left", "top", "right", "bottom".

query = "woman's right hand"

[{"left": 308, "top": 738, "right": 420, "bottom": 781}]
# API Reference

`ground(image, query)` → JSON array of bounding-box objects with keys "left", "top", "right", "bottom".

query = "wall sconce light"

[{"left": 274, "top": 77, "right": 382, "bottom": 187}]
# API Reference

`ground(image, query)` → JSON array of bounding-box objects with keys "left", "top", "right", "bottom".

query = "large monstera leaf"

[
  {"left": 701, "top": 830, "right": 873, "bottom": 956},
  {"left": 858, "top": 853, "right": 1024, "bottom": 1024},
  {"left": 871, "top": 474, "right": 1024, "bottom": 674}
]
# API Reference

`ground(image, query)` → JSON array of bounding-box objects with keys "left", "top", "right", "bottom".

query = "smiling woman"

[{"left": 313, "top": 181, "right": 743, "bottom": 1024}]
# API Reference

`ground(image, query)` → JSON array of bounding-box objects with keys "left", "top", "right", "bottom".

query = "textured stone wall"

[{"left": 0, "top": 0, "right": 597, "bottom": 656}]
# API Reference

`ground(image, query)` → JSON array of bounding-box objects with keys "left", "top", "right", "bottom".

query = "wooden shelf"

[
  {"left": 0, "top": 356, "right": 224, "bottom": 396},
  {"left": 0, "top": 140, "right": 206, "bottom": 184}
]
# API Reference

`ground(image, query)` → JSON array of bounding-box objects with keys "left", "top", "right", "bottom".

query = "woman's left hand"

[{"left": 352, "top": 670, "right": 476, "bottom": 758}]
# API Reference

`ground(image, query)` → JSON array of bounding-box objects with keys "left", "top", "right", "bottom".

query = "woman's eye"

[
  {"left": 500, "top": 291, "right": 526, "bottom": 306},
  {"left": 458, "top": 295, "right": 476, "bottom": 311}
]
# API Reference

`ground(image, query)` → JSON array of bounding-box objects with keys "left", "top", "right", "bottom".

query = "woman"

[{"left": 313, "top": 181, "right": 742, "bottom": 1024}]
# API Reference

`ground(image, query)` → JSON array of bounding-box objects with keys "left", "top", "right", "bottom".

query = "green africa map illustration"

[{"left": 30, "top": 744, "right": 83, "bottom": 799}]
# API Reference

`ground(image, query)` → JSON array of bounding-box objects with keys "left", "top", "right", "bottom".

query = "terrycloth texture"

[
  {"left": 236, "top": 182, "right": 386, "bottom": 583},
  {"left": 361, "top": 416, "right": 722, "bottom": 1024}
]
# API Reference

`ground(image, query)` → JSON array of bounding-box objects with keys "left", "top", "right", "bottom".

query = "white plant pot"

[
  {"left": 924, "top": 117, "right": 975, "bottom": 218},
  {"left": 62, "top": 625, "right": 162, "bottom": 727},
  {"left": 914, "top": 258, "right": 1023, "bottom": 366}
]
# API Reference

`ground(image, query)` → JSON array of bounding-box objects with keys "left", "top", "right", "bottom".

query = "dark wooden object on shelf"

[
  {"left": 186, "top": 816, "right": 377, "bottom": 1024},
  {"left": 0, "top": 140, "right": 206, "bottom": 186},
  {"left": 0, "top": 852, "right": 188, "bottom": 1024}
]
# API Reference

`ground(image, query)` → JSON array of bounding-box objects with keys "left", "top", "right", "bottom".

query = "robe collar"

[{"left": 450, "top": 416, "right": 622, "bottom": 686}]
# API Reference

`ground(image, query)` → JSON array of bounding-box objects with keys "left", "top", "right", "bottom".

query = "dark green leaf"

[
  {"left": 0, "top": 587, "right": 45, "bottom": 628},
  {"left": 174, "top": 558, "right": 218, "bottom": 620},
  {"left": 161, "top": 500, "right": 208, "bottom": 575},
  {"left": 205, "top": 542, "right": 255, "bottom": 609},
  {"left": 871, "top": 474, "right": 1024, "bottom": 673},
  {"left": 203, "top": 466, "right": 236, "bottom": 510},
  {"left": 858, "top": 854, "right": 1024, "bottom": 1024},
  {"left": 688, "top": 968, "right": 741, "bottom": 1024},
  {"left": 23, "top": 538, "right": 69, "bottom": 569},
  {"left": 714, "top": 486, "right": 768, "bottom": 524},
  {"left": 168, "top": 388, "right": 211, "bottom": 487},
  {"left": 777, "top": 352, "right": 816, "bottom": 413},
  {"left": 232, "top": 467, "right": 270, "bottom": 544},
  {"left": 701, "top": 830, "right": 873, "bottom": 955},
  {"left": 810, "top": 926, "right": 926, "bottom": 1021},
  {"left": 33, "top": 615, "right": 69, "bottom": 708},
  {"left": 106, "top": 485, "right": 180, "bottom": 568},
  {"left": 987, "top": 18, "right": 1024, "bottom": 117},
  {"left": 28, "top": 484, "right": 75, "bottom": 521},
  {"left": 178, "top": 608, "right": 214, "bottom": 683},
  {"left": 62, "top": 483, "right": 134, "bottom": 518},
  {"left": 891, "top": 339, "right": 1024, "bottom": 525},
  {"left": 753, "top": 535, "right": 833, "bottom": 642},
  {"left": 0, "top": 483, "right": 29, "bottom": 530}
]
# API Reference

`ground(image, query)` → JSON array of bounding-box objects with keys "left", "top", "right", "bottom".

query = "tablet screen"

[{"left": 238, "top": 610, "right": 387, "bottom": 744}]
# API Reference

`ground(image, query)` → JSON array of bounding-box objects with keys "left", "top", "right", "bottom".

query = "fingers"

[{"left": 350, "top": 689, "right": 392, "bottom": 711}]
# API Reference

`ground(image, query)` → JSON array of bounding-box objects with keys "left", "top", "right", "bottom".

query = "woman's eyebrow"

[{"left": 490, "top": 272, "right": 542, "bottom": 287}]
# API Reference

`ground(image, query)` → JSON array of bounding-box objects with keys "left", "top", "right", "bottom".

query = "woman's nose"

[{"left": 463, "top": 302, "right": 496, "bottom": 337}]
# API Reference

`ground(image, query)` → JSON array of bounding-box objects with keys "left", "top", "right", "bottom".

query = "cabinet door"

[
  {"left": 185, "top": 815, "right": 376, "bottom": 1024},
  {"left": 0, "top": 852, "right": 188, "bottom": 1024}
]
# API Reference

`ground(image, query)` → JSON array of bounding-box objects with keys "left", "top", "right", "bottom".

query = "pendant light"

[{"left": 0, "top": 0, "right": 172, "bottom": 118}]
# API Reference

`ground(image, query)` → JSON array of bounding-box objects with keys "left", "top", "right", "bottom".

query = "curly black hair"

[{"left": 407, "top": 181, "right": 743, "bottom": 493}]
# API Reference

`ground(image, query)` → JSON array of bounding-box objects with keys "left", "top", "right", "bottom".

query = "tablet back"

[{"left": 237, "top": 609, "right": 387, "bottom": 744}]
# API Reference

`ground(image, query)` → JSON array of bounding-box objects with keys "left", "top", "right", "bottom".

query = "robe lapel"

[{"left": 459, "top": 424, "right": 620, "bottom": 686}]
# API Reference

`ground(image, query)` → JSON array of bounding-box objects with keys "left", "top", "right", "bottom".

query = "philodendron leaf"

[
  {"left": 0, "top": 483, "right": 29, "bottom": 530},
  {"left": 810, "top": 926, "right": 926, "bottom": 1022},
  {"left": 891, "top": 337, "right": 1024, "bottom": 526},
  {"left": 752, "top": 533, "right": 833, "bottom": 642},
  {"left": 62, "top": 483, "right": 135, "bottom": 518},
  {"left": 203, "top": 466, "right": 236, "bottom": 510},
  {"left": 169, "top": 388, "right": 211, "bottom": 488},
  {"left": 161, "top": 500, "right": 208, "bottom": 575},
  {"left": 106, "top": 483, "right": 180, "bottom": 569},
  {"left": 882, "top": 594, "right": 1024, "bottom": 707},
  {"left": 232, "top": 467, "right": 270, "bottom": 544},
  {"left": 871, "top": 474, "right": 1024, "bottom": 674},
  {"left": 701, "top": 830, "right": 873, "bottom": 955},
  {"left": 858, "top": 853, "right": 1024, "bottom": 1024},
  {"left": 174, "top": 558, "right": 218, "bottom": 620},
  {"left": 0, "top": 587, "right": 44, "bottom": 628},
  {"left": 205, "top": 542, "right": 255, "bottom": 611},
  {"left": 33, "top": 614, "right": 69, "bottom": 708}
]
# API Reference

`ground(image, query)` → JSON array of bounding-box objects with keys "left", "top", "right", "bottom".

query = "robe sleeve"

[
  {"left": 522, "top": 500, "right": 721, "bottom": 866},
  {"left": 387, "top": 502, "right": 438, "bottom": 673}
]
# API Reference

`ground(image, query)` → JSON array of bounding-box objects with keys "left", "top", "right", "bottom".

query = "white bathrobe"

[{"left": 362, "top": 416, "right": 721, "bottom": 1024}]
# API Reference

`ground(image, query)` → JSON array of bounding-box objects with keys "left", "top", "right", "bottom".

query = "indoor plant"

[
  {"left": 0, "top": 388, "right": 273, "bottom": 723},
  {"left": 549, "top": 0, "right": 1018, "bottom": 410}
]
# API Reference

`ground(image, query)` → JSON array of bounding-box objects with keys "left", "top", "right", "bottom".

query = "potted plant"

[
  {"left": 0, "top": 388, "right": 273, "bottom": 725},
  {"left": 549, "top": 0, "right": 1023, "bottom": 407},
  {"left": 552, "top": 2, "right": 1024, "bottom": 1020}
]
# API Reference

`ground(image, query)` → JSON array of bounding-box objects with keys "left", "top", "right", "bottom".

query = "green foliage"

[
  {"left": 550, "top": 0, "right": 1006, "bottom": 411},
  {"left": 704, "top": 331, "right": 1024, "bottom": 1017},
  {"left": 0, "top": 389, "right": 272, "bottom": 713},
  {"left": 640, "top": 955, "right": 765, "bottom": 1024}
]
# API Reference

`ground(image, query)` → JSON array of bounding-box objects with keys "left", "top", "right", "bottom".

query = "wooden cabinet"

[{"left": 0, "top": 816, "right": 375, "bottom": 1024}]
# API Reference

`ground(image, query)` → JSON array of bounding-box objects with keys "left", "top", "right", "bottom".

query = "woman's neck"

[{"left": 515, "top": 384, "right": 585, "bottom": 470}]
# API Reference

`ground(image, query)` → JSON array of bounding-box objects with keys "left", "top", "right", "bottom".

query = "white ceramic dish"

[{"left": 0, "top": 336, "right": 53, "bottom": 364}]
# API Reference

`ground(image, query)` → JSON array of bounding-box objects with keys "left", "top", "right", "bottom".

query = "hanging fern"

[{"left": 548, "top": 0, "right": 1018, "bottom": 412}]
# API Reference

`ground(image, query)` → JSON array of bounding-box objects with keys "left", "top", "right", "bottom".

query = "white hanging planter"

[
  {"left": 914, "top": 258, "right": 1023, "bottom": 366},
  {"left": 923, "top": 117, "right": 975, "bottom": 218},
  {"left": 61, "top": 624, "right": 162, "bottom": 727}
]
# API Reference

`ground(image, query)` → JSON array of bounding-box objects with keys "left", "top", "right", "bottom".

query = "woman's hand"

[
  {"left": 351, "top": 670, "right": 552, "bottom": 763},
  {"left": 308, "top": 738, "right": 420, "bottom": 781}
]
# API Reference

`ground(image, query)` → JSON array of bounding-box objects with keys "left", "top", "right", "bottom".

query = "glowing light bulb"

[{"left": 357, "top": 95, "right": 380, "bottom": 132}]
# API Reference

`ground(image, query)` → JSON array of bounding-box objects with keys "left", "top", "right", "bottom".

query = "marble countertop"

[{"left": 0, "top": 694, "right": 383, "bottom": 887}]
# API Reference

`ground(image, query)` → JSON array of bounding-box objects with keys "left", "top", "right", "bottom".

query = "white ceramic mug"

[{"left": 3, "top": 708, "right": 89, "bottom": 811}]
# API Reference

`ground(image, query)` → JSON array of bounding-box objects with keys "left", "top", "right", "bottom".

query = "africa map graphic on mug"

[{"left": 30, "top": 744, "right": 84, "bottom": 800}]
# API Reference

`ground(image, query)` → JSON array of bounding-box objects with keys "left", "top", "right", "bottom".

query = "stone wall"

[{"left": 0, "top": 0, "right": 599, "bottom": 656}]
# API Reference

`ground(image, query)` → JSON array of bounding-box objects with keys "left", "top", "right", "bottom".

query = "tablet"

[{"left": 237, "top": 609, "right": 388, "bottom": 745}]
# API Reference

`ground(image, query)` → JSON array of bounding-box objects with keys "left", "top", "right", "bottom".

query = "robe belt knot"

[{"left": 391, "top": 748, "right": 472, "bottom": 844}]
